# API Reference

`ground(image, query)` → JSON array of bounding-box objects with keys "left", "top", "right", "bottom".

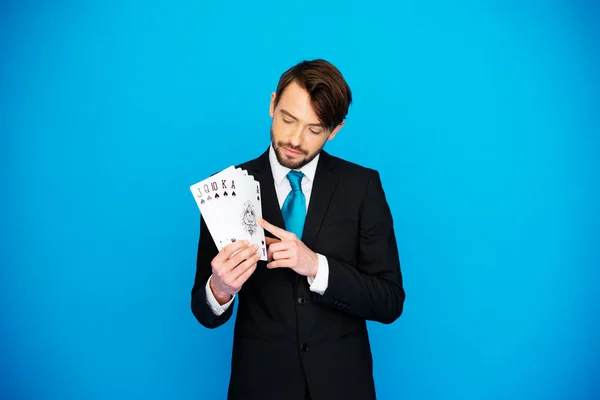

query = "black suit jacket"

[{"left": 191, "top": 147, "right": 405, "bottom": 400}]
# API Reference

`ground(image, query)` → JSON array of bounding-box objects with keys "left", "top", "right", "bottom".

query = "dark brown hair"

[{"left": 273, "top": 59, "right": 352, "bottom": 132}]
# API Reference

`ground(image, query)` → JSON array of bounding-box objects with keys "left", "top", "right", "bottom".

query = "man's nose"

[{"left": 288, "top": 127, "right": 303, "bottom": 147}]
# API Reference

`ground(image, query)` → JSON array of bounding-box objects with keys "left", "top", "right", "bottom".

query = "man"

[{"left": 191, "top": 59, "right": 405, "bottom": 400}]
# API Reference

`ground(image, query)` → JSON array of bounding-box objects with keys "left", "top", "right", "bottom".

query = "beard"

[{"left": 270, "top": 126, "right": 322, "bottom": 170}]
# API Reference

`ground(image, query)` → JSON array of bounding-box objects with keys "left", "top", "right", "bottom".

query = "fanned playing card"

[
  {"left": 190, "top": 166, "right": 235, "bottom": 250},
  {"left": 230, "top": 169, "right": 267, "bottom": 260},
  {"left": 190, "top": 165, "right": 267, "bottom": 261}
]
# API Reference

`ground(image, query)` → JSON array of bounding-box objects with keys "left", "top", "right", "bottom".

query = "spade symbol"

[
  {"left": 207, "top": 195, "right": 212, "bottom": 201},
  {"left": 223, "top": 191, "right": 228, "bottom": 197},
  {"left": 215, "top": 194, "right": 220, "bottom": 199},
  {"left": 232, "top": 191, "right": 236, "bottom": 197},
  {"left": 200, "top": 199, "right": 205, "bottom": 204},
  {"left": 231, "top": 238, "right": 236, "bottom": 242},
  {"left": 257, "top": 196, "right": 260, "bottom": 201}
]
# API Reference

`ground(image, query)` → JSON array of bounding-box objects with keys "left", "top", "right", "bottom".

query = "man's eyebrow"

[{"left": 280, "top": 109, "right": 324, "bottom": 127}]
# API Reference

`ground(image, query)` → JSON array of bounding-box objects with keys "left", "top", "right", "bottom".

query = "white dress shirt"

[{"left": 205, "top": 145, "right": 330, "bottom": 316}]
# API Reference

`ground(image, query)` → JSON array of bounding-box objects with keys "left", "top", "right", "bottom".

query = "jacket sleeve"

[
  {"left": 311, "top": 170, "right": 405, "bottom": 324},
  {"left": 190, "top": 215, "right": 235, "bottom": 328}
]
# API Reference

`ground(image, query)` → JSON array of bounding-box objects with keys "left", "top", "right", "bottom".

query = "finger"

[
  {"left": 258, "top": 217, "right": 294, "bottom": 240},
  {"left": 267, "top": 259, "right": 292, "bottom": 269},
  {"left": 268, "top": 240, "right": 294, "bottom": 254},
  {"left": 228, "top": 244, "right": 259, "bottom": 268},
  {"left": 214, "top": 240, "right": 250, "bottom": 264},
  {"left": 227, "top": 253, "right": 260, "bottom": 283},
  {"left": 231, "top": 263, "right": 258, "bottom": 290},
  {"left": 265, "top": 237, "right": 280, "bottom": 246},
  {"left": 267, "top": 242, "right": 286, "bottom": 261},
  {"left": 272, "top": 250, "right": 293, "bottom": 261}
]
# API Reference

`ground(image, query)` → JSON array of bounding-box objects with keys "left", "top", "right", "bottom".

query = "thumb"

[{"left": 265, "top": 237, "right": 280, "bottom": 246}]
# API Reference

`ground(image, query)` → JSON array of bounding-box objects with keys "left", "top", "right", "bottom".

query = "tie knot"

[{"left": 286, "top": 170, "right": 304, "bottom": 191}]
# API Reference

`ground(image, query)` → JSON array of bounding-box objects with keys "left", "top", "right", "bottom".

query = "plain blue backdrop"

[{"left": 1, "top": 1, "right": 599, "bottom": 399}]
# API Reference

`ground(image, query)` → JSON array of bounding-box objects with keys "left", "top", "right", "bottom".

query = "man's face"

[{"left": 269, "top": 81, "right": 344, "bottom": 170}]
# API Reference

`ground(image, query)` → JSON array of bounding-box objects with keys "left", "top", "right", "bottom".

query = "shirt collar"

[{"left": 269, "top": 143, "right": 320, "bottom": 187}]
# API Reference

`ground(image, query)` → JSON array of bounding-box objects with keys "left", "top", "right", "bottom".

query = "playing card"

[
  {"left": 213, "top": 168, "right": 266, "bottom": 260},
  {"left": 190, "top": 166, "right": 267, "bottom": 261},
  {"left": 227, "top": 170, "right": 267, "bottom": 260},
  {"left": 250, "top": 177, "right": 267, "bottom": 259},
  {"left": 190, "top": 166, "right": 236, "bottom": 250}
]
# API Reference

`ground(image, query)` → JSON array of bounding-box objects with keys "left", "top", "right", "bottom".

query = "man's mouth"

[{"left": 283, "top": 146, "right": 302, "bottom": 155}]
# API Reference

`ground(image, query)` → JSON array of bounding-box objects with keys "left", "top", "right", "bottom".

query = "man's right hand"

[{"left": 210, "top": 240, "right": 260, "bottom": 305}]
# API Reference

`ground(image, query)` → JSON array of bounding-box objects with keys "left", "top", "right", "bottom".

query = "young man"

[{"left": 191, "top": 59, "right": 405, "bottom": 400}]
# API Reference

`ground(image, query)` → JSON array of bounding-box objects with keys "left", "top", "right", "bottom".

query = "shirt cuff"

[
  {"left": 307, "top": 253, "right": 329, "bottom": 295},
  {"left": 205, "top": 275, "right": 235, "bottom": 316}
]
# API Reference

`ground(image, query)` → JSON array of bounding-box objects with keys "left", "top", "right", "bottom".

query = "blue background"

[{"left": 1, "top": 1, "right": 599, "bottom": 399}]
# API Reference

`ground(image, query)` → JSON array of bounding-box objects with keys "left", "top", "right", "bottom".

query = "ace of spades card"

[{"left": 221, "top": 168, "right": 267, "bottom": 260}]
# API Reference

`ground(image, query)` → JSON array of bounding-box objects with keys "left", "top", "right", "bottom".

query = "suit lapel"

[{"left": 301, "top": 151, "right": 339, "bottom": 250}]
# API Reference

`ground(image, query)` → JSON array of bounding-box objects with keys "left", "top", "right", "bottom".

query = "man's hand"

[
  {"left": 210, "top": 240, "right": 260, "bottom": 305},
  {"left": 258, "top": 217, "right": 319, "bottom": 278}
]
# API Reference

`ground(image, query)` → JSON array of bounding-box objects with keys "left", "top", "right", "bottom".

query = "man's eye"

[
  {"left": 283, "top": 118, "right": 293, "bottom": 124},
  {"left": 309, "top": 128, "right": 322, "bottom": 134}
]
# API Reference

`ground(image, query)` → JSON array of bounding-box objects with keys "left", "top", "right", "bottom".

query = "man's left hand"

[{"left": 257, "top": 217, "right": 319, "bottom": 278}]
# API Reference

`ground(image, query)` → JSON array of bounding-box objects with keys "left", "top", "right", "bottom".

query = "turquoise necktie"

[{"left": 281, "top": 170, "right": 306, "bottom": 239}]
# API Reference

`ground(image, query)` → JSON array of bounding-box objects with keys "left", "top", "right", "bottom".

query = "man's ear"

[
  {"left": 327, "top": 121, "right": 345, "bottom": 141},
  {"left": 269, "top": 92, "right": 276, "bottom": 118}
]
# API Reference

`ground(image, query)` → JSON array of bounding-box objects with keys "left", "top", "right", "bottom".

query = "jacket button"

[
  {"left": 301, "top": 343, "right": 308, "bottom": 352},
  {"left": 297, "top": 296, "right": 306, "bottom": 305}
]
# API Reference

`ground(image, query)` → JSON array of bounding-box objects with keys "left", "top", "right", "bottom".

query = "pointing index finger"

[{"left": 258, "top": 217, "right": 293, "bottom": 240}]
